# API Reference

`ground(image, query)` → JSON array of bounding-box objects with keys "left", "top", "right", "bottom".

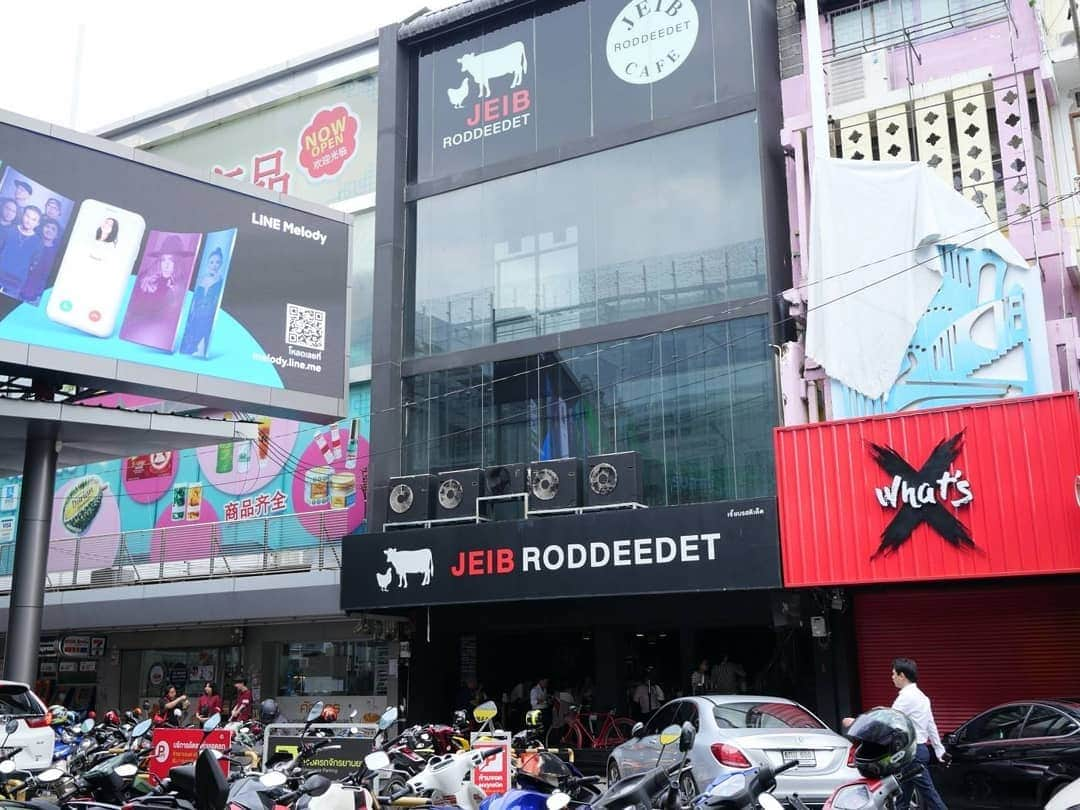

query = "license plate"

[{"left": 782, "top": 749, "right": 816, "bottom": 768}]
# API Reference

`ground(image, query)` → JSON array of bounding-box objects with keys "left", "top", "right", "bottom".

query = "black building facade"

[{"left": 345, "top": 0, "right": 815, "bottom": 726}]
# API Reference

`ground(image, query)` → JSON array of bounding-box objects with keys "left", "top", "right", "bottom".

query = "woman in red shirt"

[{"left": 195, "top": 682, "right": 222, "bottom": 724}]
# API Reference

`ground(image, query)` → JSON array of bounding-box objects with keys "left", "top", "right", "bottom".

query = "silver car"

[{"left": 607, "top": 695, "right": 859, "bottom": 808}]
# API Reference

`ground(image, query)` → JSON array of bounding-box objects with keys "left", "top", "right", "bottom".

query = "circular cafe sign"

[{"left": 606, "top": 0, "right": 699, "bottom": 85}]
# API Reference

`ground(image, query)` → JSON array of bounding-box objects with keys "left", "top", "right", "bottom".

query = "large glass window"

[
  {"left": 411, "top": 118, "right": 766, "bottom": 357},
  {"left": 351, "top": 211, "right": 375, "bottom": 368},
  {"left": 278, "top": 641, "right": 389, "bottom": 697},
  {"left": 402, "top": 315, "right": 776, "bottom": 505}
]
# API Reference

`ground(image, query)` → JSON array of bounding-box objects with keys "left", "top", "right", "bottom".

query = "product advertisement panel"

[
  {"left": 340, "top": 498, "right": 781, "bottom": 610},
  {"left": 0, "top": 120, "right": 349, "bottom": 402},
  {"left": 415, "top": 0, "right": 755, "bottom": 182}
]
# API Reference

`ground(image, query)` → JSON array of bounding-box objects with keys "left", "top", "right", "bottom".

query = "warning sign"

[{"left": 472, "top": 740, "right": 511, "bottom": 797}]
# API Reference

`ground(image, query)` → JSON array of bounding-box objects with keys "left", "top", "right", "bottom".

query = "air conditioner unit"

[{"left": 827, "top": 51, "right": 890, "bottom": 106}]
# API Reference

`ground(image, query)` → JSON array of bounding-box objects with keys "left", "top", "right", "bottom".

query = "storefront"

[{"left": 774, "top": 393, "right": 1080, "bottom": 729}]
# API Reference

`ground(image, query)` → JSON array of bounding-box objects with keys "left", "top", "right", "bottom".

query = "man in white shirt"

[
  {"left": 530, "top": 677, "right": 550, "bottom": 731},
  {"left": 633, "top": 668, "right": 665, "bottom": 720},
  {"left": 891, "top": 658, "right": 949, "bottom": 810}
]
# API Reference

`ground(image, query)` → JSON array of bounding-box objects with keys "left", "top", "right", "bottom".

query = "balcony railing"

[{"left": 0, "top": 511, "right": 354, "bottom": 594}]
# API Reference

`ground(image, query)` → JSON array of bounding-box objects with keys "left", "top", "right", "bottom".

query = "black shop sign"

[
  {"left": 340, "top": 498, "right": 780, "bottom": 610},
  {"left": 265, "top": 735, "right": 372, "bottom": 781}
]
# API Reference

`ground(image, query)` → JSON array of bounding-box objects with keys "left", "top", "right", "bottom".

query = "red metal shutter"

[{"left": 854, "top": 580, "right": 1080, "bottom": 732}]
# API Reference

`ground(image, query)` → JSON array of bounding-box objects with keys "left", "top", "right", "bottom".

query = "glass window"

[
  {"left": 645, "top": 703, "right": 679, "bottom": 735},
  {"left": 278, "top": 641, "right": 389, "bottom": 697},
  {"left": 0, "top": 685, "right": 46, "bottom": 716},
  {"left": 350, "top": 211, "right": 375, "bottom": 368},
  {"left": 1020, "top": 705, "right": 1079, "bottom": 739},
  {"left": 960, "top": 705, "right": 1029, "bottom": 743},
  {"left": 402, "top": 315, "right": 777, "bottom": 505},
  {"left": 411, "top": 118, "right": 766, "bottom": 358},
  {"left": 712, "top": 701, "right": 825, "bottom": 729}
]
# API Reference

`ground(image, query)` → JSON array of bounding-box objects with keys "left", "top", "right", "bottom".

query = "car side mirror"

[
  {"left": 944, "top": 732, "right": 957, "bottom": 747},
  {"left": 631, "top": 722, "right": 645, "bottom": 739},
  {"left": 679, "top": 721, "right": 695, "bottom": 752}
]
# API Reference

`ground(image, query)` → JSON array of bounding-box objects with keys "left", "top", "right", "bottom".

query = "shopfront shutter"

[{"left": 854, "top": 579, "right": 1080, "bottom": 732}]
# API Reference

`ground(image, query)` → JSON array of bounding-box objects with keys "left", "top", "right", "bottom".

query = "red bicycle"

[{"left": 545, "top": 703, "right": 636, "bottom": 749}]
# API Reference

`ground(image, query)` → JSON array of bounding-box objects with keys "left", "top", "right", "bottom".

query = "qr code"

[{"left": 286, "top": 303, "right": 326, "bottom": 351}]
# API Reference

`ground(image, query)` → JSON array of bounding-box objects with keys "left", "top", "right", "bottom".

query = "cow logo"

[
  {"left": 452, "top": 42, "right": 528, "bottom": 102},
  {"left": 607, "top": 0, "right": 699, "bottom": 85},
  {"left": 380, "top": 547, "right": 434, "bottom": 589},
  {"left": 869, "top": 432, "right": 977, "bottom": 560}
]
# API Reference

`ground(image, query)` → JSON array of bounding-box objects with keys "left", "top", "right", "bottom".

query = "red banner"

[
  {"left": 774, "top": 393, "right": 1080, "bottom": 586},
  {"left": 148, "top": 728, "right": 232, "bottom": 782}
]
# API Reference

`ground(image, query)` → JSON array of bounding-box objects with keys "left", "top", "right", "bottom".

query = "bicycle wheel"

[{"left": 601, "top": 716, "right": 637, "bottom": 747}]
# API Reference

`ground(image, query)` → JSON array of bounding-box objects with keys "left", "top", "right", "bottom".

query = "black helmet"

[
  {"left": 846, "top": 708, "right": 917, "bottom": 778},
  {"left": 259, "top": 699, "right": 280, "bottom": 723}
]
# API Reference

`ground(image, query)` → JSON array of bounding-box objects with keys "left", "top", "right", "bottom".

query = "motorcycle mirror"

[
  {"left": 115, "top": 763, "right": 138, "bottom": 778},
  {"left": 132, "top": 719, "right": 153, "bottom": 739},
  {"left": 306, "top": 701, "right": 326, "bottom": 723},
  {"left": 4, "top": 720, "right": 18, "bottom": 735},
  {"left": 658, "top": 725, "right": 681, "bottom": 748},
  {"left": 260, "top": 771, "right": 288, "bottom": 789},
  {"left": 378, "top": 706, "right": 398, "bottom": 731},
  {"left": 547, "top": 792, "right": 571, "bottom": 810},
  {"left": 0, "top": 760, "right": 14, "bottom": 775},
  {"left": 757, "top": 795, "right": 784, "bottom": 810},
  {"left": 38, "top": 768, "right": 64, "bottom": 784},
  {"left": 679, "top": 721, "right": 696, "bottom": 753},
  {"left": 203, "top": 713, "right": 222, "bottom": 733},
  {"left": 364, "top": 751, "right": 390, "bottom": 771},
  {"left": 473, "top": 701, "right": 498, "bottom": 724},
  {"left": 303, "top": 774, "right": 332, "bottom": 797},
  {"left": 631, "top": 722, "right": 645, "bottom": 739},
  {"left": 349, "top": 709, "right": 359, "bottom": 720},
  {"left": 82, "top": 719, "right": 96, "bottom": 734}
]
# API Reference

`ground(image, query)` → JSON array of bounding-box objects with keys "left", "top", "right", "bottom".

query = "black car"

[{"left": 933, "top": 700, "right": 1080, "bottom": 808}]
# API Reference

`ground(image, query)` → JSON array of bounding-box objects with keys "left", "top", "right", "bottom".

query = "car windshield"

[
  {"left": 0, "top": 685, "right": 45, "bottom": 717},
  {"left": 712, "top": 701, "right": 824, "bottom": 729}
]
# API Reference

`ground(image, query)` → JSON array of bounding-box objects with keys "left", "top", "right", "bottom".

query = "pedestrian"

[
  {"left": 195, "top": 682, "right": 222, "bottom": 724},
  {"left": 159, "top": 685, "right": 188, "bottom": 727},
  {"left": 712, "top": 655, "right": 747, "bottom": 694},
  {"left": 890, "top": 658, "right": 949, "bottom": 810},
  {"left": 690, "top": 659, "right": 710, "bottom": 695},
  {"left": 633, "top": 667, "right": 665, "bottom": 721},
  {"left": 230, "top": 677, "right": 253, "bottom": 723},
  {"left": 530, "top": 677, "right": 550, "bottom": 729}
]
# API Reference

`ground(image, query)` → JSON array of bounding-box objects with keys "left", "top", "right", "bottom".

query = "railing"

[{"left": 0, "top": 511, "right": 354, "bottom": 594}]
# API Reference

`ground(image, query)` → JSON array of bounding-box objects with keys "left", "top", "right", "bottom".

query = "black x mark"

[{"left": 868, "top": 431, "right": 976, "bottom": 560}]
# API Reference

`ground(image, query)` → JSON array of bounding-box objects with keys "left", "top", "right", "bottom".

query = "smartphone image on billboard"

[
  {"left": 46, "top": 199, "right": 146, "bottom": 337},
  {"left": 119, "top": 230, "right": 201, "bottom": 352},
  {"left": 178, "top": 228, "right": 236, "bottom": 359}
]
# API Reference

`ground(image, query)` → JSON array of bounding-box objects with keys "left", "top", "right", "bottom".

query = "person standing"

[
  {"left": 159, "top": 685, "right": 188, "bottom": 727},
  {"left": 890, "top": 658, "right": 949, "bottom": 810},
  {"left": 530, "top": 677, "right": 550, "bottom": 729},
  {"left": 195, "top": 682, "right": 222, "bottom": 724},
  {"left": 230, "top": 677, "right": 253, "bottom": 723},
  {"left": 690, "top": 659, "right": 710, "bottom": 695},
  {"left": 633, "top": 667, "right": 665, "bottom": 721}
]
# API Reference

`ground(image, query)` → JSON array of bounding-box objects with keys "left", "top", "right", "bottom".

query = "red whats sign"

[
  {"left": 774, "top": 393, "right": 1080, "bottom": 587},
  {"left": 148, "top": 729, "right": 232, "bottom": 782},
  {"left": 298, "top": 105, "right": 360, "bottom": 181}
]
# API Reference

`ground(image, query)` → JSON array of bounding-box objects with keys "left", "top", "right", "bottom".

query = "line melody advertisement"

[{"left": 0, "top": 121, "right": 349, "bottom": 399}]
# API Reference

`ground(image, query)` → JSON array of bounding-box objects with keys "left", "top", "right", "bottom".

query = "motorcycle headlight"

[
  {"left": 830, "top": 784, "right": 872, "bottom": 810},
  {"left": 708, "top": 774, "right": 746, "bottom": 799}
]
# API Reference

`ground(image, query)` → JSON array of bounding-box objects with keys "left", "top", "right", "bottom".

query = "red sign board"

[
  {"left": 472, "top": 740, "right": 511, "bottom": 796},
  {"left": 148, "top": 728, "right": 232, "bottom": 782},
  {"left": 774, "top": 393, "right": 1080, "bottom": 586}
]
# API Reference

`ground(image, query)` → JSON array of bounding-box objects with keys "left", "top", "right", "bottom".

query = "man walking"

[{"left": 891, "top": 658, "right": 949, "bottom": 810}]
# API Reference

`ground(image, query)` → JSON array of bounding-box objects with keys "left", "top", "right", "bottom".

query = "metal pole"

[
  {"left": 804, "top": 0, "right": 831, "bottom": 160},
  {"left": 4, "top": 421, "right": 59, "bottom": 685},
  {"left": 1071, "top": 0, "right": 1080, "bottom": 70}
]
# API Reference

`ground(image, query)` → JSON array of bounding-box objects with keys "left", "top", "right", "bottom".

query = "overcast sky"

[{"left": 1, "top": 0, "right": 455, "bottom": 132}]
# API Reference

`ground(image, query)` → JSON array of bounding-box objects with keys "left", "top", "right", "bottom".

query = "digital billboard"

[{"left": 0, "top": 115, "right": 350, "bottom": 418}]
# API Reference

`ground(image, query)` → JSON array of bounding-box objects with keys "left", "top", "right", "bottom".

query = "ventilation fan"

[
  {"left": 438, "top": 478, "right": 464, "bottom": 510},
  {"left": 389, "top": 483, "right": 414, "bottom": 514},
  {"left": 589, "top": 462, "right": 618, "bottom": 496}
]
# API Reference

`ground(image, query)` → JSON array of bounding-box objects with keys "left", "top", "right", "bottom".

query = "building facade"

[{"left": 339, "top": 0, "right": 823, "bottom": 726}]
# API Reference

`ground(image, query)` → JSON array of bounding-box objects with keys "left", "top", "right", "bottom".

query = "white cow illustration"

[
  {"left": 457, "top": 41, "right": 527, "bottom": 99},
  {"left": 384, "top": 547, "right": 433, "bottom": 588}
]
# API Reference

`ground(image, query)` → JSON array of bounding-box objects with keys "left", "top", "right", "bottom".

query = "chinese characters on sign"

[
  {"left": 223, "top": 489, "right": 289, "bottom": 522},
  {"left": 213, "top": 148, "right": 292, "bottom": 193}
]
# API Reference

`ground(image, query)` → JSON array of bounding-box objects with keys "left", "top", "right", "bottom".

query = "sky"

[{"left": 0, "top": 0, "right": 456, "bottom": 133}]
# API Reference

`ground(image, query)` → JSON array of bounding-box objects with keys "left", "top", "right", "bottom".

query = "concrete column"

[{"left": 4, "top": 421, "right": 59, "bottom": 685}]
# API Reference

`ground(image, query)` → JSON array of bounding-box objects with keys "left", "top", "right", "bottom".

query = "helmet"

[
  {"left": 518, "top": 751, "right": 572, "bottom": 789},
  {"left": 846, "top": 708, "right": 917, "bottom": 778},
  {"left": 132, "top": 707, "right": 144, "bottom": 719},
  {"left": 320, "top": 706, "right": 339, "bottom": 722},
  {"left": 104, "top": 710, "right": 120, "bottom": 725},
  {"left": 48, "top": 705, "right": 68, "bottom": 726},
  {"left": 260, "top": 699, "right": 280, "bottom": 724}
]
